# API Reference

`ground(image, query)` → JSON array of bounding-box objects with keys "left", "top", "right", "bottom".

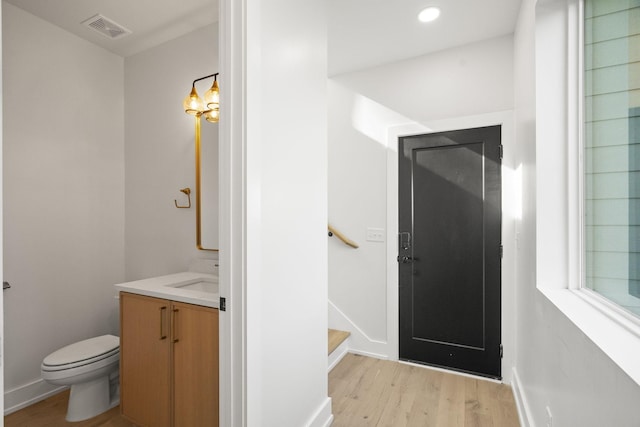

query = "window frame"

[
  {"left": 578, "top": 0, "right": 640, "bottom": 329},
  {"left": 535, "top": 0, "right": 640, "bottom": 386}
]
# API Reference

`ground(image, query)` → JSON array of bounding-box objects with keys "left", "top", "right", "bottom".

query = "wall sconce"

[
  {"left": 183, "top": 72, "right": 219, "bottom": 251},
  {"left": 183, "top": 73, "right": 220, "bottom": 123}
]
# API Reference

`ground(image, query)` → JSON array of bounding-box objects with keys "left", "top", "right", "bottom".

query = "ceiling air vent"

[{"left": 82, "top": 14, "right": 131, "bottom": 40}]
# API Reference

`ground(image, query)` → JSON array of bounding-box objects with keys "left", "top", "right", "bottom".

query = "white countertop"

[{"left": 114, "top": 271, "right": 219, "bottom": 309}]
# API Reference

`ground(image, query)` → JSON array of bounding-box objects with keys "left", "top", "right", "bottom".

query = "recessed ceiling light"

[{"left": 418, "top": 7, "right": 441, "bottom": 23}]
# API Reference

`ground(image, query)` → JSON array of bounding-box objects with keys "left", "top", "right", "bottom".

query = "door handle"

[
  {"left": 159, "top": 306, "right": 167, "bottom": 340},
  {"left": 397, "top": 255, "right": 415, "bottom": 263},
  {"left": 172, "top": 308, "right": 180, "bottom": 343}
]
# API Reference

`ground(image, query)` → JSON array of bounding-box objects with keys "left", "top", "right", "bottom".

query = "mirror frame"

[{"left": 195, "top": 114, "right": 218, "bottom": 252}]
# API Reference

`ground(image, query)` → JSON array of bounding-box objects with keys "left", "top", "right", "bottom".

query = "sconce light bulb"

[
  {"left": 204, "top": 79, "right": 220, "bottom": 110},
  {"left": 205, "top": 108, "right": 220, "bottom": 123},
  {"left": 183, "top": 86, "right": 204, "bottom": 115}
]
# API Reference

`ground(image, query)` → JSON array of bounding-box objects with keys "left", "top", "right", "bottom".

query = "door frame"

[
  {"left": 385, "top": 110, "right": 516, "bottom": 383},
  {"left": 219, "top": 0, "right": 245, "bottom": 425},
  {"left": 0, "top": 2, "right": 4, "bottom": 415}
]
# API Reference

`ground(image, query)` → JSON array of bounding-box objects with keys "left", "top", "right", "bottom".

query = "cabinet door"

[
  {"left": 120, "top": 292, "right": 172, "bottom": 427},
  {"left": 172, "top": 302, "right": 219, "bottom": 427}
]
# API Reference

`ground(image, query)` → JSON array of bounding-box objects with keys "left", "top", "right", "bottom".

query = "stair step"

[{"left": 328, "top": 329, "right": 350, "bottom": 355}]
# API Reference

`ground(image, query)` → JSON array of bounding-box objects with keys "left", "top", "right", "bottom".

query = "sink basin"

[
  {"left": 115, "top": 272, "right": 219, "bottom": 308},
  {"left": 166, "top": 278, "right": 218, "bottom": 294},
  {"left": 172, "top": 280, "right": 218, "bottom": 293}
]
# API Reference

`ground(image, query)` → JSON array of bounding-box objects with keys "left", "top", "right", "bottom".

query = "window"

[
  {"left": 535, "top": 0, "right": 640, "bottom": 386},
  {"left": 583, "top": 0, "right": 640, "bottom": 318}
]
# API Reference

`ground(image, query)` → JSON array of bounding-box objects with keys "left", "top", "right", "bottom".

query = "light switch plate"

[{"left": 366, "top": 228, "right": 385, "bottom": 242}]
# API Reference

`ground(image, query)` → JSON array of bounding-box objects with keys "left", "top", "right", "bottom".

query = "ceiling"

[
  {"left": 328, "top": 0, "right": 523, "bottom": 76},
  {"left": 4, "top": 0, "right": 522, "bottom": 75},
  {"left": 3, "top": 0, "right": 218, "bottom": 57}
]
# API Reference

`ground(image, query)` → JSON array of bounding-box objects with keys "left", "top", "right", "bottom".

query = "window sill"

[{"left": 539, "top": 287, "right": 640, "bottom": 386}]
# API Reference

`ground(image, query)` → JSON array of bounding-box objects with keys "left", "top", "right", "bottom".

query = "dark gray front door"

[{"left": 398, "top": 125, "right": 502, "bottom": 379}]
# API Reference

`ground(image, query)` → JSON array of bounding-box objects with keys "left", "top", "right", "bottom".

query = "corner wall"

[
  {"left": 244, "top": 0, "right": 330, "bottom": 425},
  {"left": 2, "top": 2, "right": 125, "bottom": 411},
  {"left": 124, "top": 24, "right": 218, "bottom": 281},
  {"left": 2, "top": 3, "right": 220, "bottom": 412},
  {"left": 513, "top": 1, "right": 640, "bottom": 425}
]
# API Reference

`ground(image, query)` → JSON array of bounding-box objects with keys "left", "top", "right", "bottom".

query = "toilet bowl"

[{"left": 41, "top": 334, "right": 120, "bottom": 422}]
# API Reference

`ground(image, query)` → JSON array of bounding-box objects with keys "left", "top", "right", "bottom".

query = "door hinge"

[
  {"left": 220, "top": 297, "right": 226, "bottom": 312},
  {"left": 500, "top": 344, "right": 503, "bottom": 359},
  {"left": 499, "top": 144, "right": 503, "bottom": 159},
  {"left": 500, "top": 245, "right": 503, "bottom": 258}
]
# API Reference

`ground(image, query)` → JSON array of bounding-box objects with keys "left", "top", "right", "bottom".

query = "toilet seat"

[{"left": 42, "top": 335, "right": 119, "bottom": 373}]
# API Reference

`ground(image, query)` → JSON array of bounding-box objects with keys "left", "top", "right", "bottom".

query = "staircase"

[{"left": 328, "top": 329, "right": 350, "bottom": 371}]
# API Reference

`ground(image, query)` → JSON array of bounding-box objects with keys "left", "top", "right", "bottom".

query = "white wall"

[
  {"left": 327, "top": 80, "right": 388, "bottom": 345},
  {"left": 2, "top": 2, "right": 125, "bottom": 411},
  {"left": 332, "top": 35, "right": 514, "bottom": 123},
  {"left": 124, "top": 23, "right": 219, "bottom": 281},
  {"left": 243, "top": 0, "right": 331, "bottom": 425},
  {"left": 1, "top": 1, "right": 5, "bottom": 417},
  {"left": 328, "top": 35, "right": 514, "bottom": 361},
  {"left": 513, "top": 1, "right": 640, "bottom": 425}
]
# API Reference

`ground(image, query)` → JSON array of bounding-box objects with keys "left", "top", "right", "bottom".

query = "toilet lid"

[{"left": 43, "top": 334, "right": 119, "bottom": 368}]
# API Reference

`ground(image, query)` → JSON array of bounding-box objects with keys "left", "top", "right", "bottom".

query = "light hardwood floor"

[
  {"left": 5, "top": 353, "right": 520, "bottom": 427},
  {"left": 4, "top": 390, "right": 134, "bottom": 427},
  {"left": 330, "top": 353, "right": 520, "bottom": 427}
]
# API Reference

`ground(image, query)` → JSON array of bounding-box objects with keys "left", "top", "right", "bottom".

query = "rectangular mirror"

[{"left": 197, "top": 115, "right": 219, "bottom": 251}]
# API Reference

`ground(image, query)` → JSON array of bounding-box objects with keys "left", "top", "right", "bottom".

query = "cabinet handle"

[
  {"left": 159, "top": 306, "right": 167, "bottom": 340},
  {"left": 172, "top": 308, "right": 179, "bottom": 343}
]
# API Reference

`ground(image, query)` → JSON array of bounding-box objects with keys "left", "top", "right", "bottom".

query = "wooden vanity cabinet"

[
  {"left": 172, "top": 301, "right": 219, "bottom": 427},
  {"left": 120, "top": 292, "right": 219, "bottom": 427},
  {"left": 120, "top": 292, "right": 171, "bottom": 426}
]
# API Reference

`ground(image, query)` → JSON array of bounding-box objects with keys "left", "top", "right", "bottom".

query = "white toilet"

[{"left": 41, "top": 334, "right": 120, "bottom": 422}]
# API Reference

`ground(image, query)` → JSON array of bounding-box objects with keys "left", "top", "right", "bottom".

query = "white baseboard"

[
  {"left": 511, "top": 367, "right": 535, "bottom": 427},
  {"left": 328, "top": 300, "right": 389, "bottom": 359},
  {"left": 305, "top": 397, "right": 334, "bottom": 427},
  {"left": 328, "top": 336, "right": 350, "bottom": 372},
  {"left": 348, "top": 348, "right": 389, "bottom": 360},
  {"left": 4, "top": 378, "right": 66, "bottom": 415}
]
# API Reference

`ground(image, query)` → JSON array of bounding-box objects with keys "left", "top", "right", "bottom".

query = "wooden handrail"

[{"left": 328, "top": 224, "right": 359, "bottom": 249}]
